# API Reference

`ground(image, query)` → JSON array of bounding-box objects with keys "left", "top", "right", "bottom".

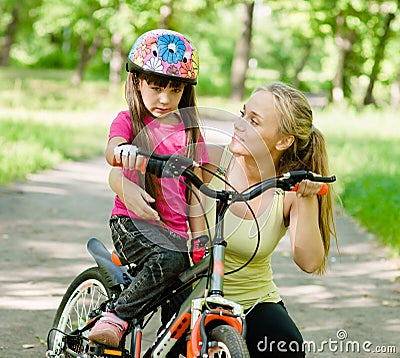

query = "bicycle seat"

[{"left": 87, "top": 237, "right": 131, "bottom": 287}]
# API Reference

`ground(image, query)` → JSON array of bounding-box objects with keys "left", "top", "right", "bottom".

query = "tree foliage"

[{"left": 0, "top": 0, "right": 399, "bottom": 107}]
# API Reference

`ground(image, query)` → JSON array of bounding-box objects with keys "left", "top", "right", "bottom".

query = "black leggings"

[{"left": 245, "top": 301, "right": 305, "bottom": 357}]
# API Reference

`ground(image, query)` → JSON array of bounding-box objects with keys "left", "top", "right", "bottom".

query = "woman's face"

[
  {"left": 139, "top": 79, "right": 185, "bottom": 118},
  {"left": 229, "top": 90, "right": 283, "bottom": 162}
]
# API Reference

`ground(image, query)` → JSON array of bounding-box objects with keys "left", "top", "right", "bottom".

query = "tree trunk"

[
  {"left": 159, "top": 0, "right": 173, "bottom": 29},
  {"left": 230, "top": 1, "right": 254, "bottom": 101},
  {"left": 1, "top": 5, "right": 19, "bottom": 66},
  {"left": 109, "top": 33, "right": 123, "bottom": 92},
  {"left": 292, "top": 41, "right": 312, "bottom": 88},
  {"left": 71, "top": 36, "right": 101, "bottom": 85},
  {"left": 363, "top": 12, "right": 396, "bottom": 106},
  {"left": 332, "top": 13, "right": 356, "bottom": 103}
]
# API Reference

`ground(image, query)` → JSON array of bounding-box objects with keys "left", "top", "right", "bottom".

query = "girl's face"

[
  {"left": 230, "top": 90, "right": 283, "bottom": 160},
  {"left": 139, "top": 79, "right": 185, "bottom": 118}
]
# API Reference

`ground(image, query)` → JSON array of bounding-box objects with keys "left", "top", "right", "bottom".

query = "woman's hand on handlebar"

[
  {"left": 109, "top": 168, "right": 160, "bottom": 221},
  {"left": 293, "top": 180, "right": 327, "bottom": 198}
]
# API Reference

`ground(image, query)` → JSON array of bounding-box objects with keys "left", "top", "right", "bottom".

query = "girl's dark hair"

[
  {"left": 125, "top": 71, "right": 201, "bottom": 221},
  {"left": 255, "top": 82, "right": 338, "bottom": 274}
]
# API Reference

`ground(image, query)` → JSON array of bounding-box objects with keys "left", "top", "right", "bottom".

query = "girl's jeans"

[{"left": 110, "top": 216, "right": 190, "bottom": 321}]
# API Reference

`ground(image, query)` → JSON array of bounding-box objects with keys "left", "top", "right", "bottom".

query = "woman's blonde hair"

[{"left": 254, "top": 82, "right": 338, "bottom": 274}]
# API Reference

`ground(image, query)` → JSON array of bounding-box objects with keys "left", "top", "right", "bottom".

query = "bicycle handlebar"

[{"left": 113, "top": 144, "right": 336, "bottom": 201}]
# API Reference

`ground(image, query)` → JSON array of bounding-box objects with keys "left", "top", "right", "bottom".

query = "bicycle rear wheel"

[
  {"left": 207, "top": 325, "right": 250, "bottom": 358},
  {"left": 47, "top": 267, "right": 117, "bottom": 357}
]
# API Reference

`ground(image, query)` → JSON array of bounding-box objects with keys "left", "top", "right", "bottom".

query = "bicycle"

[{"left": 46, "top": 145, "right": 335, "bottom": 358}]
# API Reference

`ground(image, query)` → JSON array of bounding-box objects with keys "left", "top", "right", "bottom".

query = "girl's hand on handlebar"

[
  {"left": 294, "top": 180, "right": 327, "bottom": 198},
  {"left": 113, "top": 144, "right": 146, "bottom": 171}
]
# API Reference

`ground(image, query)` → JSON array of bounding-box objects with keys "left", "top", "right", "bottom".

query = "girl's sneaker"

[{"left": 88, "top": 312, "right": 128, "bottom": 348}]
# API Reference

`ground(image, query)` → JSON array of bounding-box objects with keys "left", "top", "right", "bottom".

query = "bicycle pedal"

[{"left": 88, "top": 343, "right": 127, "bottom": 357}]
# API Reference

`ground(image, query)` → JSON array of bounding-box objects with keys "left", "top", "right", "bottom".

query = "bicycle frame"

[
  {"left": 86, "top": 187, "right": 247, "bottom": 358},
  {"left": 138, "top": 189, "right": 245, "bottom": 358}
]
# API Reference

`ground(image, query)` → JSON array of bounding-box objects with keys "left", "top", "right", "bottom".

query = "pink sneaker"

[{"left": 88, "top": 312, "right": 128, "bottom": 348}]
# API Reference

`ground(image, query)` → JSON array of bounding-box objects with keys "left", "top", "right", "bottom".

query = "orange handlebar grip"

[
  {"left": 293, "top": 183, "right": 328, "bottom": 195},
  {"left": 112, "top": 158, "right": 122, "bottom": 167}
]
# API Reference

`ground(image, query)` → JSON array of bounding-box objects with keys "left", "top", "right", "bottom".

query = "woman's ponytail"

[{"left": 258, "top": 82, "right": 338, "bottom": 274}]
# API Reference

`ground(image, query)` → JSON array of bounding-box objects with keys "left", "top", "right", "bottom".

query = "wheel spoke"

[{"left": 48, "top": 268, "right": 113, "bottom": 357}]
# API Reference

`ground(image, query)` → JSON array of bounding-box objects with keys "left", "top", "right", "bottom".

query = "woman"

[{"left": 203, "top": 82, "right": 337, "bottom": 357}]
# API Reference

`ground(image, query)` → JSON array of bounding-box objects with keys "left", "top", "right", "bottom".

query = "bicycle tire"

[
  {"left": 207, "top": 325, "right": 250, "bottom": 358},
  {"left": 48, "top": 267, "right": 118, "bottom": 357}
]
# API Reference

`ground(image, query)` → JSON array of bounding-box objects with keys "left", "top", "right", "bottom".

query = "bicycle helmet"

[{"left": 126, "top": 29, "right": 199, "bottom": 85}]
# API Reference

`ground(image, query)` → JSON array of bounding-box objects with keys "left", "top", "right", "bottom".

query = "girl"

[
  {"left": 89, "top": 29, "right": 208, "bottom": 348},
  {"left": 204, "top": 82, "right": 338, "bottom": 357}
]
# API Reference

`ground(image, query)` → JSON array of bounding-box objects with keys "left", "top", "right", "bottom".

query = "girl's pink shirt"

[{"left": 109, "top": 110, "right": 209, "bottom": 239}]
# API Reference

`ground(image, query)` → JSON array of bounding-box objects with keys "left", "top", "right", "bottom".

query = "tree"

[
  {"left": 1, "top": 4, "right": 19, "bottom": 66},
  {"left": 230, "top": 0, "right": 254, "bottom": 101},
  {"left": 332, "top": 10, "right": 357, "bottom": 103},
  {"left": 0, "top": 0, "right": 42, "bottom": 66},
  {"left": 2, "top": 0, "right": 400, "bottom": 106},
  {"left": 363, "top": 11, "right": 396, "bottom": 106},
  {"left": 34, "top": 0, "right": 106, "bottom": 84}
]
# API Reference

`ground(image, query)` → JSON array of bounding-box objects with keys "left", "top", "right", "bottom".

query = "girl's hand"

[
  {"left": 295, "top": 179, "right": 326, "bottom": 198},
  {"left": 113, "top": 144, "right": 146, "bottom": 171}
]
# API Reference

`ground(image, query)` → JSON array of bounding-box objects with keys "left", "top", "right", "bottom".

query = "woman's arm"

[
  {"left": 188, "top": 166, "right": 206, "bottom": 237},
  {"left": 203, "top": 144, "right": 225, "bottom": 183},
  {"left": 286, "top": 182, "right": 325, "bottom": 273},
  {"left": 108, "top": 167, "right": 160, "bottom": 221}
]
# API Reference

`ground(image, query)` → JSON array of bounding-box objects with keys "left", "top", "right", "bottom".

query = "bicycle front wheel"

[
  {"left": 48, "top": 267, "right": 117, "bottom": 357},
  {"left": 207, "top": 325, "right": 250, "bottom": 358}
]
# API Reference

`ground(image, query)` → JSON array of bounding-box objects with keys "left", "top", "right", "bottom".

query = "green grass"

[
  {"left": 0, "top": 68, "right": 399, "bottom": 255},
  {"left": 314, "top": 106, "right": 400, "bottom": 255},
  {"left": 0, "top": 118, "right": 107, "bottom": 185},
  {"left": 0, "top": 67, "right": 112, "bottom": 185}
]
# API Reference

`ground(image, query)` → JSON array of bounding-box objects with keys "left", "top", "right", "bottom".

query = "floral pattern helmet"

[{"left": 126, "top": 29, "right": 199, "bottom": 85}]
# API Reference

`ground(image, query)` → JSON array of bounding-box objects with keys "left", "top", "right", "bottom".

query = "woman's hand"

[
  {"left": 294, "top": 179, "right": 326, "bottom": 198},
  {"left": 121, "top": 181, "right": 160, "bottom": 221},
  {"left": 109, "top": 168, "right": 160, "bottom": 221}
]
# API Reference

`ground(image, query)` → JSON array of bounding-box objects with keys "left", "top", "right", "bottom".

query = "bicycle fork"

[{"left": 138, "top": 192, "right": 246, "bottom": 357}]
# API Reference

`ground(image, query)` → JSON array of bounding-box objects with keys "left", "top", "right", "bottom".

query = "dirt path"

[{"left": 0, "top": 121, "right": 399, "bottom": 357}]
